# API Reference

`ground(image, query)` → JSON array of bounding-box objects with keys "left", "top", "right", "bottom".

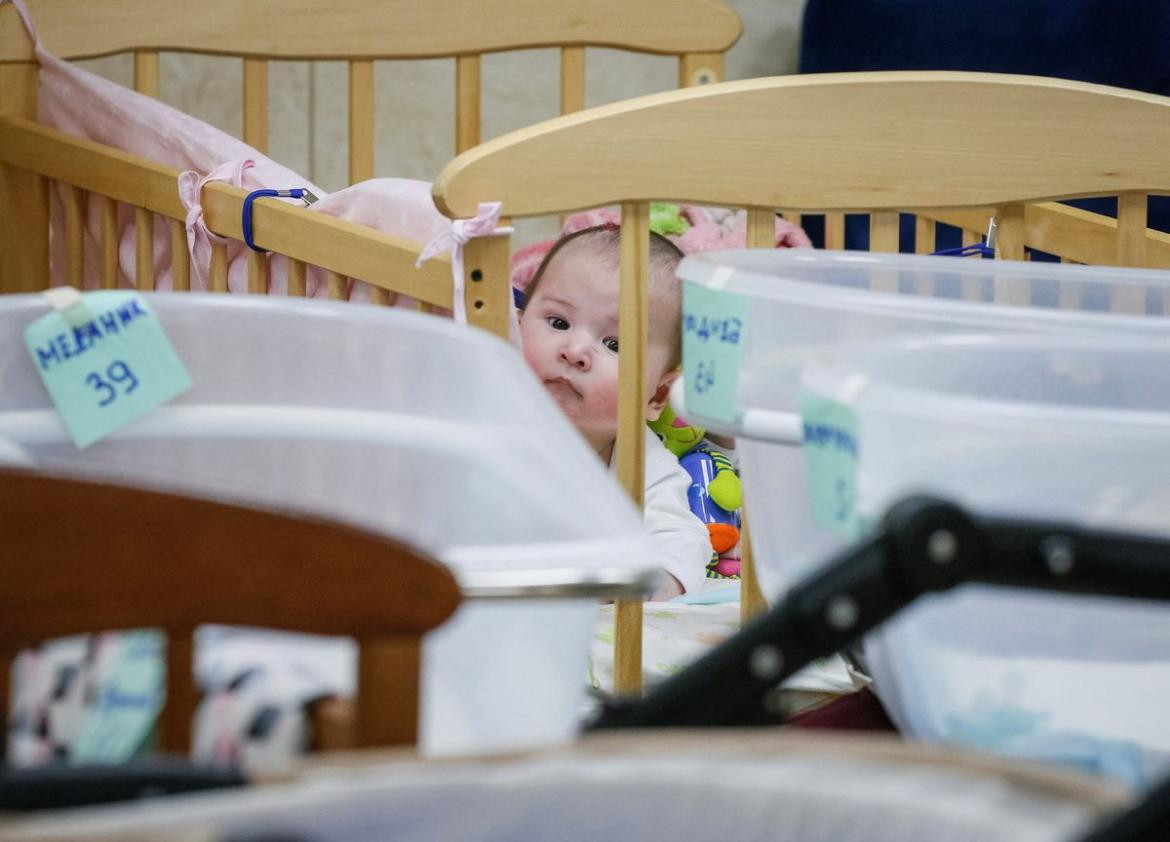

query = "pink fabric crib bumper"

[{"left": 3, "top": 0, "right": 502, "bottom": 312}]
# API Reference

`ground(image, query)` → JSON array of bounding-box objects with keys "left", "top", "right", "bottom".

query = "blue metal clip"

[
  {"left": 931, "top": 217, "right": 998, "bottom": 258},
  {"left": 241, "top": 188, "right": 319, "bottom": 252}
]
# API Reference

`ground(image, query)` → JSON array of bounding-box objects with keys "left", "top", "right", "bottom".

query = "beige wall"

[{"left": 77, "top": 0, "right": 804, "bottom": 240}]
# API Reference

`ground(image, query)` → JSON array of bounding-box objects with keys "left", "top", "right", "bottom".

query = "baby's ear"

[{"left": 645, "top": 368, "right": 682, "bottom": 420}]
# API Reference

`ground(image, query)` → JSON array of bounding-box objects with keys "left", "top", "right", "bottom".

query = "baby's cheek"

[{"left": 591, "top": 368, "right": 622, "bottom": 419}]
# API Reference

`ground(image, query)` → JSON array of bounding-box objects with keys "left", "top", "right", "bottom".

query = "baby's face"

[{"left": 519, "top": 248, "right": 675, "bottom": 454}]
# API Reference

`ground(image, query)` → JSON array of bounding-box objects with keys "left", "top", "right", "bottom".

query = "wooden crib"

[
  {"left": 0, "top": 0, "right": 740, "bottom": 333},
  {"left": 5, "top": 0, "right": 1170, "bottom": 718},
  {"left": 0, "top": 0, "right": 740, "bottom": 706},
  {"left": 431, "top": 70, "right": 1170, "bottom": 690}
]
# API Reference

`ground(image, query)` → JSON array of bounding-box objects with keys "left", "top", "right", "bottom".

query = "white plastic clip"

[
  {"left": 42, "top": 286, "right": 84, "bottom": 312},
  {"left": 42, "top": 286, "right": 89, "bottom": 325},
  {"left": 985, "top": 217, "right": 998, "bottom": 251}
]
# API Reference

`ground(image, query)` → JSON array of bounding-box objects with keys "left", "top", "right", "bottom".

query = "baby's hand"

[{"left": 650, "top": 572, "right": 684, "bottom": 602}]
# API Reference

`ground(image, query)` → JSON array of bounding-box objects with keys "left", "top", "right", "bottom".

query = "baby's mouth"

[{"left": 545, "top": 377, "right": 582, "bottom": 399}]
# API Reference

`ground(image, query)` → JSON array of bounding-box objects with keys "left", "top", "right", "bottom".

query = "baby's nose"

[{"left": 560, "top": 338, "right": 590, "bottom": 369}]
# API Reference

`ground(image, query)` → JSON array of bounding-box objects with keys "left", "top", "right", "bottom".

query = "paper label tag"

[
  {"left": 24, "top": 291, "right": 192, "bottom": 448},
  {"left": 800, "top": 391, "right": 861, "bottom": 539},
  {"left": 72, "top": 631, "right": 164, "bottom": 763},
  {"left": 682, "top": 281, "right": 749, "bottom": 425}
]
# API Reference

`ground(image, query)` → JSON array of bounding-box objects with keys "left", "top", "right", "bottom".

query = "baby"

[{"left": 518, "top": 224, "right": 710, "bottom": 599}]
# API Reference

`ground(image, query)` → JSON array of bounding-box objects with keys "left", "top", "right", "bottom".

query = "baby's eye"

[
  {"left": 603, "top": 337, "right": 619, "bottom": 353},
  {"left": 547, "top": 316, "right": 569, "bottom": 330}
]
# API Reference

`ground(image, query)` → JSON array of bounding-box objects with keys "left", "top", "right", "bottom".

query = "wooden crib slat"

[
  {"left": 616, "top": 203, "right": 649, "bottom": 505},
  {"left": 348, "top": 60, "right": 375, "bottom": 183},
  {"left": 247, "top": 250, "right": 268, "bottom": 294},
  {"left": 210, "top": 242, "right": 228, "bottom": 292},
  {"left": 914, "top": 215, "right": 935, "bottom": 255},
  {"left": 994, "top": 205, "right": 1026, "bottom": 261},
  {"left": 133, "top": 50, "right": 160, "bottom": 98},
  {"left": 738, "top": 518, "right": 766, "bottom": 624},
  {"left": 745, "top": 208, "right": 773, "bottom": 249},
  {"left": 135, "top": 207, "right": 153, "bottom": 291},
  {"left": 866, "top": 210, "right": 900, "bottom": 292},
  {"left": 560, "top": 47, "right": 586, "bottom": 114},
  {"left": 614, "top": 600, "right": 643, "bottom": 695},
  {"left": 1116, "top": 191, "right": 1148, "bottom": 269},
  {"left": 678, "top": 52, "right": 724, "bottom": 87},
  {"left": 99, "top": 196, "right": 118, "bottom": 289},
  {"left": 369, "top": 287, "right": 392, "bottom": 306},
  {"left": 160, "top": 627, "right": 196, "bottom": 754},
  {"left": 960, "top": 228, "right": 983, "bottom": 259},
  {"left": 869, "top": 211, "right": 899, "bottom": 253},
  {"left": 993, "top": 204, "right": 1028, "bottom": 305},
  {"left": 455, "top": 55, "right": 481, "bottom": 155},
  {"left": 613, "top": 201, "right": 650, "bottom": 697},
  {"left": 327, "top": 271, "right": 346, "bottom": 300},
  {"left": 64, "top": 184, "right": 85, "bottom": 288},
  {"left": 356, "top": 639, "right": 420, "bottom": 747},
  {"left": 170, "top": 218, "right": 190, "bottom": 291},
  {"left": 824, "top": 213, "right": 845, "bottom": 250},
  {"left": 557, "top": 47, "right": 585, "bottom": 229},
  {"left": 0, "top": 61, "right": 50, "bottom": 293},
  {"left": 243, "top": 58, "right": 269, "bottom": 154},
  {"left": 288, "top": 259, "right": 307, "bottom": 297}
]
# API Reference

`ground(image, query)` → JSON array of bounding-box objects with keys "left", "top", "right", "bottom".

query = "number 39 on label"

[{"left": 87, "top": 361, "right": 140, "bottom": 407}]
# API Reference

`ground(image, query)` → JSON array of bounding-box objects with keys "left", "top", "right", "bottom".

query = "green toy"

[
  {"left": 648, "top": 406, "right": 743, "bottom": 563},
  {"left": 649, "top": 202, "right": 691, "bottom": 237}
]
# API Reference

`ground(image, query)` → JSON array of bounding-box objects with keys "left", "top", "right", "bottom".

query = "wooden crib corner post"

[
  {"left": 737, "top": 209, "right": 774, "bottom": 623},
  {"left": 0, "top": 10, "right": 49, "bottom": 293},
  {"left": 462, "top": 233, "right": 511, "bottom": 340},
  {"left": 614, "top": 202, "right": 650, "bottom": 697},
  {"left": 678, "top": 52, "right": 724, "bottom": 87}
]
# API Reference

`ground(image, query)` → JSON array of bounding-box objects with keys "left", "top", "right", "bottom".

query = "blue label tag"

[
  {"left": 800, "top": 391, "right": 861, "bottom": 539},
  {"left": 682, "top": 281, "right": 749, "bottom": 425},
  {"left": 72, "top": 631, "right": 164, "bottom": 763},
  {"left": 23, "top": 291, "right": 192, "bottom": 449}
]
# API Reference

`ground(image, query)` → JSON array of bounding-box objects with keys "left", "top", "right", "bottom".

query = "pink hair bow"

[{"left": 416, "top": 202, "right": 513, "bottom": 324}]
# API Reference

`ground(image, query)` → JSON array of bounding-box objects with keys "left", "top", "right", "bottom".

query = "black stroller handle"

[{"left": 586, "top": 495, "right": 1170, "bottom": 842}]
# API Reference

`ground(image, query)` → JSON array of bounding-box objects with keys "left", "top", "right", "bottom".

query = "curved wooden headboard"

[
  {"left": 433, "top": 71, "right": 1170, "bottom": 217},
  {"left": 1, "top": 0, "right": 741, "bottom": 61}
]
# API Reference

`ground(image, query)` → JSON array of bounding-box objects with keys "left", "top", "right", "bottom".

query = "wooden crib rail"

[
  {"left": 0, "top": 116, "right": 512, "bottom": 328},
  {"left": 433, "top": 71, "right": 1170, "bottom": 219},
  {"left": 6, "top": 0, "right": 741, "bottom": 61}
]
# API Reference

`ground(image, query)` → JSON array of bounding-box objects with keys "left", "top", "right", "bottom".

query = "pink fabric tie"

[
  {"left": 416, "top": 202, "right": 513, "bottom": 324},
  {"left": 178, "top": 160, "right": 256, "bottom": 291}
]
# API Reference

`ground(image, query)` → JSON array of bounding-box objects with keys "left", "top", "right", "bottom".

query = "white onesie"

[{"left": 613, "top": 428, "right": 712, "bottom": 596}]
